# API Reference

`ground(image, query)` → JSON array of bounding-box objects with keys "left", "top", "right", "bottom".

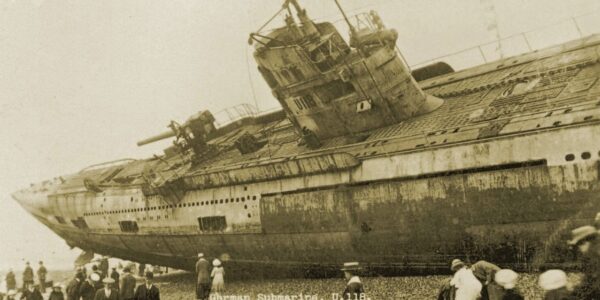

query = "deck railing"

[{"left": 409, "top": 10, "right": 600, "bottom": 71}]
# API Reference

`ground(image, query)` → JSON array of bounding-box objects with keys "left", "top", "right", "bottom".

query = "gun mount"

[{"left": 137, "top": 110, "right": 217, "bottom": 159}]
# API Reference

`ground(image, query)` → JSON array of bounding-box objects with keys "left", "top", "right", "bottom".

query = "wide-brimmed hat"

[
  {"left": 53, "top": 283, "right": 63, "bottom": 288},
  {"left": 7, "top": 290, "right": 17, "bottom": 296},
  {"left": 539, "top": 269, "right": 567, "bottom": 291},
  {"left": 567, "top": 225, "right": 598, "bottom": 245},
  {"left": 340, "top": 262, "right": 361, "bottom": 271},
  {"left": 450, "top": 259, "right": 465, "bottom": 271},
  {"left": 212, "top": 259, "right": 222, "bottom": 267},
  {"left": 495, "top": 269, "right": 518, "bottom": 289},
  {"left": 197, "top": 253, "right": 204, "bottom": 258},
  {"left": 102, "top": 277, "right": 115, "bottom": 284},
  {"left": 90, "top": 273, "right": 100, "bottom": 282}
]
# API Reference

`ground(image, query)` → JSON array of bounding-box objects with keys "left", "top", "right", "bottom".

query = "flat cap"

[
  {"left": 568, "top": 225, "right": 598, "bottom": 245},
  {"left": 341, "top": 262, "right": 361, "bottom": 271}
]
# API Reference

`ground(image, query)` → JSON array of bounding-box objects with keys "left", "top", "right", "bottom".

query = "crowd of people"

[
  {"left": 4, "top": 220, "right": 600, "bottom": 299},
  {"left": 1, "top": 258, "right": 162, "bottom": 300},
  {"left": 434, "top": 222, "right": 600, "bottom": 300}
]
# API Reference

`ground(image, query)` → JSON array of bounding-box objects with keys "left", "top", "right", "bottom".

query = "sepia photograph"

[{"left": 2, "top": 0, "right": 600, "bottom": 299}]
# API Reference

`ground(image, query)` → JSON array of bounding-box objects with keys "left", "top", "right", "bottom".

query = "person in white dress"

[
  {"left": 450, "top": 259, "right": 482, "bottom": 300},
  {"left": 210, "top": 259, "right": 225, "bottom": 293}
]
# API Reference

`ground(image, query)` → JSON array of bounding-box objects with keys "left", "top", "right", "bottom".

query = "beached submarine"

[{"left": 12, "top": 0, "right": 600, "bottom": 276}]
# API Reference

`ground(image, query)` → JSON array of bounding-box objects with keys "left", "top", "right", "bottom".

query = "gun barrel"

[{"left": 137, "top": 130, "right": 176, "bottom": 146}]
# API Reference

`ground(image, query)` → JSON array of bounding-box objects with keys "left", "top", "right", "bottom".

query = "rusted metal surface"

[
  {"left": 10, "top": 2, "right": 600, "bottom": 276},
  {"left": 184, "top": 152, "right": 359, "bottom": 189}
]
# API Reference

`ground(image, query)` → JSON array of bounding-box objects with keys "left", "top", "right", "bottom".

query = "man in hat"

[
  {"left": 23, "top": 262, "right": 34, "bottom": 289},
  {"left": 49, "top": 283, "right": 65, "bottom": 300},
  {"left": 20, "top": 282, "right": 43, "bottom": 300},
  {"left": 450, "top": 259, "right": 482, "bottom": 300},
  {"left": 119, "top": 267, "right": 136, "bottom": 300},
  {"left": 493, "top": 269, "right": 523, "bottom": 300},
  {"left": 340, "top": 262, "right": 364, "bottom": 300},
  {"left": 80, "top": 273, "right": 100, "bottom": 300},
  {"left": 437, "top": 259, "right": 464, "bottom": 300},
  {"left": 195, "top": 253, "right": 210, "bottom": 300},
  {"left": 66, "top": 270, "right": 84, "bottom": 300},
  {"left": 133, "top": 272, "right": 160, "bottom": 300},
  {"left": 99, "top": 257, "right": 109, "bottom": 280},
  {"left": 568, "top": 225, "right": 600, "bottom": 299},
  {"left": 539, "top": 269, "right": 573, "bottom": 300},
  {"left": 109, "top": 268, "right": 119, "bottom": 291},
  {"left": 93, "top": 277, "right": 118, "bottom": 300},
  {"left": 470, "top": 260, "right": 501, "bottom": 300},
  {"left": 5, "top": 269, "right": 16, "bottom": 291},
  {"left": 37, "top": 261, "right": 48, "bottom": 293}
]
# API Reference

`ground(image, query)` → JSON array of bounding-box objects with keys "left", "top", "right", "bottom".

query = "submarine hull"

[{"left": 13, "top": 121, "right": 600, "bottom": 275}]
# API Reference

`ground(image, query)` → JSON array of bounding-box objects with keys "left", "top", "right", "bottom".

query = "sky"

[{"left": 1, "top": 0, "right": 599, "bottom": 272}]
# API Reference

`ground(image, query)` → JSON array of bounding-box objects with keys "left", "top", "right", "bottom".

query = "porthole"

[
  {"left": 244, "top": 186, "right": 248, "bottom": 191},
  {"left": 210, "top": 200, "right": 214, "bottom": 205},
  {"left": 244, "top": 205, "right": 248, "bottom": 209},
  {"left": 130, "top": 197, "right": 133, "bottom": 202},
  {"left": 565, "top": 153, "right": 575, "bottom": 161},
  {"left": 225, "top": 199, "right": 229, "bottom": 203},
  {"left": 200, "top": 202, "right": 204, "bottom": 206},
  {"left": 582, "top": 152, "right": 591, "bottom": 160},
  {"left": 253, "top": 196, "right": 257, "bottom": 200},
  {"left": 247, "top": 213, "right": 252, "bottom": 218},
  {"left": 236, "top": 198, "right": 240, "bottom": 203}
]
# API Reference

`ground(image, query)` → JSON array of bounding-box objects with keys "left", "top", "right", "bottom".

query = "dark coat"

[
  {"left": 572, "top": 253, "right": 600, "bottom": 299},
  {"left": 66, "top": 278, "right": 81, "bottom": 300},
  {"left": 79, "top": 280, "right": 97, "bottom": 300},
  {"left": 5, "top": 272, "right": 16, "bottom": 290},
  {"left": 23, "top": 267, "right": 34, "bottom": 282},
  {"left": 19, "top": 289, "right": 43, "bottom": 300},
  {"left": 120, "top": 273, "right": 137, "bottom": 299},
  {"left": 544, "top": 287, "right": 574, "bottom": 300},
  {"left": 500, "top": 289, "right": 524, "bottom": 300},
  {"left": 36, "top": 266, "right": 47, "bottom": 280},
  {"left": 110, "top": 271, "right": 120, "bottom": 289},
  {"left": 342, "top": 278, "right": 364, "bottom": 300},
  {"left": 195, "top": 259, "right": 210, "bottom": 284},
  {"left": 99, "top": 259, "right": 109, "bottom": 279},
  {"left": 134, "top": 284, "right": 160, "bottom": 300},
  {"left": 94, "top": 289, "right": 119, "bottom": 300},
  {"left": 48, "top": 291, "right": 65, "bottom": 300}
]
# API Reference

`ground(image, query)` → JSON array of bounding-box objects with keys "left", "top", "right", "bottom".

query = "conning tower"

[{"left": 250, "top": 0, "right": 443, "bottom": 147}]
